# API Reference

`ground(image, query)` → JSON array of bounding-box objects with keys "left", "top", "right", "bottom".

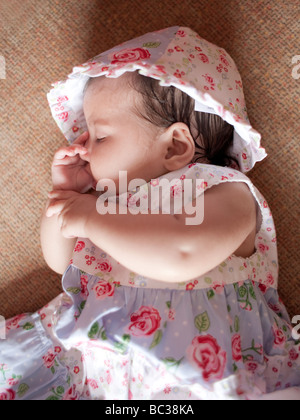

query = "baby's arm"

[
  {"left": 87, "top": 182, "right": 256, "bottom": 282},
  {"left": 47, "top": 181, "right": 256, "bottom": 281},
  {"left": 41, "top": 132, "right": 93, "bottom": 274},
  {"left": 40, "top": 202, "right": 77, "bottom": 274}
]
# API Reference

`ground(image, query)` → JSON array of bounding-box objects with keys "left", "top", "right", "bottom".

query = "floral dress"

[{"left": 1, "top": 163, "right": 299, "bottom": 400}]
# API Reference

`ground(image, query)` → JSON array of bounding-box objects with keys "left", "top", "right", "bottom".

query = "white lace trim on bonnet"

[{"left": 47, "top": 26, "right": 267, "bottom": 172}]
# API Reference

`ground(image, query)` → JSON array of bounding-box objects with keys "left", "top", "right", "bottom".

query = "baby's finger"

[
  {"left": 48, "top": 190, "right": 78, "bottom": 199},
  {"left": 46, "top": 199, "right": 66, "bottom": 218},
  {"left": 73, "top": 131, "right": 89, "bottom": 145},
  {"left": 54, "top": 145, "right": 87, "bottom": 161}
]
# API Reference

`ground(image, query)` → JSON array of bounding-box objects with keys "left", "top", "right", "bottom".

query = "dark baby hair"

[
  {"left": 84, "top": 72, "right": 237, "bottom": 168},
  {"left": 129, "top": 72, "right": 237, "bottom": 169}
]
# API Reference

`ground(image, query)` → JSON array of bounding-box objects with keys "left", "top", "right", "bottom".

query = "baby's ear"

[{"left": 161, "top": 123, "right": 195, "bottom": 171}]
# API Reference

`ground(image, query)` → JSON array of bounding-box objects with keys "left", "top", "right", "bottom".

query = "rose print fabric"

[
  {"left": 1, "top": 164, "right": 299, "bottom": 400},
  {"left": 47, "top": 26, "right": 266, "bottom": 172}
]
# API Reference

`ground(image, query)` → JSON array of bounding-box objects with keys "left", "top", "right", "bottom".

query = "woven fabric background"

[{"left": 0, "top": 0, "right": 299, "bottom": 319}]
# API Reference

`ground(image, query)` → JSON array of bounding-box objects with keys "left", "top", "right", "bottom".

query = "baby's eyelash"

[{"left": 96, "top": 137, "right": 105, "bottom": 143}]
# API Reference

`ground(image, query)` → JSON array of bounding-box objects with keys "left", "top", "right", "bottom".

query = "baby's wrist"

[{"left": 83, "top": 195, "right": 99, "bottom": 239}]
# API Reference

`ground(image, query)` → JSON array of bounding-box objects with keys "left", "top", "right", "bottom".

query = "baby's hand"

[
  {"left": 51, "top": 131, "right": 94, "bottom": 193},
  {"left": 46, "top": 189, "right": 97, "bottom": 239}
]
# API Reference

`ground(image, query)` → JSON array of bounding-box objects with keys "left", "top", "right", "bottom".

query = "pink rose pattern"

[
  {"left": 92, "top": 279, "right": 114, "bottom": 300},
  {"left": 0, "top": 388, "right": 16, "bottom": 400},
  {"left": 5, "top": 314, "right": 27, "bottom": 331},
  {"left": 187, "top": 335, "right": 227, "bottom": 381},
  {"left": 232, "top": 334, "right": 242, "bottom": 362},
  {"left": 127, "top": 306, "right": 161, "bottom": 337},
  {"left": 110, "top": 47, "right": 151, "bottom": 65},
  {"left": 42, "top": 349, "right": 56, "bottom": 369}
]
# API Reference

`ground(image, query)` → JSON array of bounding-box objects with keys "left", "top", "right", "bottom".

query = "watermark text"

[
  {"left": 292, "top": 315, "right": 300, "bottom": 340},
  {"left": 96, "top": 171, "right": 205, "bottom": 226},
  {"left": 292, "top": 55, "right": 300, "bottom": 80},
  {"left": 0, "top": 316, "right": 5, "bottom": 340}
]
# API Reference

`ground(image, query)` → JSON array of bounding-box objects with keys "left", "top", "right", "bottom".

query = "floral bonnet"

[{"left": 47, "top": 26, "right": 267, "bottom": 172}]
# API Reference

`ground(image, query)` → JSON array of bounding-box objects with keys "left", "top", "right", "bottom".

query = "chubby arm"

[
  {"left": 47, "top": 181, "right": 256, "bottom": 282},
  {"left": 87, "top": 182, "right": 256, "bottom": 281},
  {"left": 40, "top": 200, "right": 77, "bottom": 274}
]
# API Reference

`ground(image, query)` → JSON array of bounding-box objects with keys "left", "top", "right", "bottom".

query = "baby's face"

[{"left": 83, "top": 73, "right": 167, "bottom": 193}]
